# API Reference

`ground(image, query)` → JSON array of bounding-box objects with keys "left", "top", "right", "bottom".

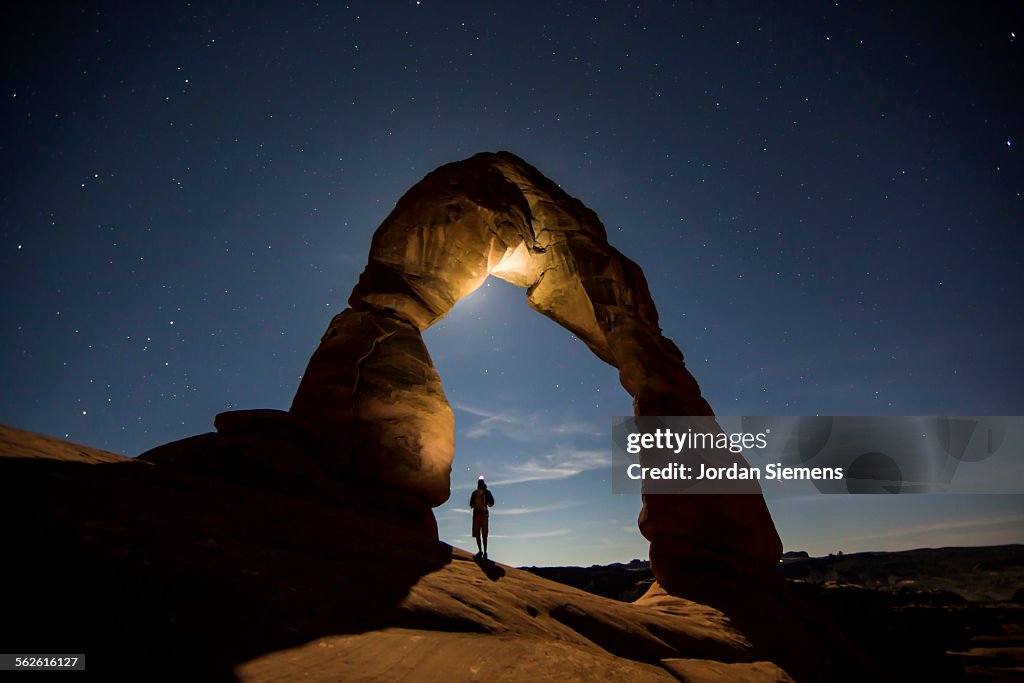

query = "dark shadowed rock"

[
  {"left": 3, "top": 424, "right": 813, "bottom": 681},
  {"left": 213, "top": 409, "right": 322, "bottom": 454},
  {"left": 137, "top": 414, "right": 438, "bottom": 539}
]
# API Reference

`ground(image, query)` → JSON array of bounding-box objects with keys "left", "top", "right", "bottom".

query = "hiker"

[{"left": 470, "top": 476, "right": 495, "bottom": 559}]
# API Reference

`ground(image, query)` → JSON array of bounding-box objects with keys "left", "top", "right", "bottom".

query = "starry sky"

[{"left": 2, "top": 2, "right": 1022, "bottom": 566}]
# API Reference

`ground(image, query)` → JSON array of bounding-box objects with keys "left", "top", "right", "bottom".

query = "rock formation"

[{"left": 288, "top": 151, "right": 783, "bottom": 593}]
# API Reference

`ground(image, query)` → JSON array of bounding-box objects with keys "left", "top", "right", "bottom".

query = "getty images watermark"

[{"left": 611, "top": 416, "right": 1024, "bottom": 494}]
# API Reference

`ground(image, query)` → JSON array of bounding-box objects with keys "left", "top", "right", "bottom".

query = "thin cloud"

[
  {"left": 447, "top": 501, "right": 580, "bottom": 515},
  {"left": 453, "top": 401, "right": 602, "bottom": 442},
  {"left": 450, "top": 446, "right": 609, "bottom": 490},
  {"left": 489, "top": 528, "right": 572, "bottom": 539},
  {"left": 550, "top": 421, "right": 604, "bottom": 437},
  {"left": 465, "top": 414, "right": 524, "bottom": 440},
  {"left": 490, "top": 446, "right": 610, "bottom": 486},
  {"left": 831, "top": 512, "right": 1024, "bottom": 547},
  {"left": 452, "top": 402, "right": 501, "bottom": 419}
]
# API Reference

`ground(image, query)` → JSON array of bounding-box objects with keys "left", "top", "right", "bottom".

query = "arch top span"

[
  {"left": 347, "top": 152, "right": 675, "bottom": 387},
  {"left": 290, "top": 151, "right": 782, "bottom": 588}
]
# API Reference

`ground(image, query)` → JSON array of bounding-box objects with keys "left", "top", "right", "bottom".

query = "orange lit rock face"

[
  {"left": 291, "top": 308, "right": 454, "bottom": 501},
  {"left": 290, "top": 151, "right": 782, "bottom": 580}
]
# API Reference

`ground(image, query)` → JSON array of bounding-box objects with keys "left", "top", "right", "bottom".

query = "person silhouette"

[{"left": 470, "top": 476, "right": 495, "bottom": 559}]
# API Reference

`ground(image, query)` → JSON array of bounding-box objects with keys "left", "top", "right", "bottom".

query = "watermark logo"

[{"left": 611, "top": 416, "right": 1024, "bottom": 495}]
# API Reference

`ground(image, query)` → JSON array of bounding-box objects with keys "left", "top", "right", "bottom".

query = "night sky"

[{"left": 2, "top": 2, "right": 1022, "bottom": 566}]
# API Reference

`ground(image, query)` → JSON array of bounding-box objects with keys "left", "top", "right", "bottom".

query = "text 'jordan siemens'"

[{"left": 626, "top": 462, "right": 844, "bottom": 481}]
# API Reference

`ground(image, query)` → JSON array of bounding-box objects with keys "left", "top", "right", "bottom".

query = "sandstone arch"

[{"left": 289, "top": 151, "right": 782, "bottom": 587}]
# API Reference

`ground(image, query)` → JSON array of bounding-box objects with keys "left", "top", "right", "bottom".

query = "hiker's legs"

[{"left": 473, "top": 514, "right": 483, "bottom": 556}]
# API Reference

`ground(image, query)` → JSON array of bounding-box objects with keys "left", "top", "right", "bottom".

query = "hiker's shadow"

[{"left": 473, "top": 556, "right": 506, "bottom": 581}]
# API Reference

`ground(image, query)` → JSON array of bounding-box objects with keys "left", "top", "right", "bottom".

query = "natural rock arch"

[{"left": 290, "top": 151, "right": 782, "bottom": 588}]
